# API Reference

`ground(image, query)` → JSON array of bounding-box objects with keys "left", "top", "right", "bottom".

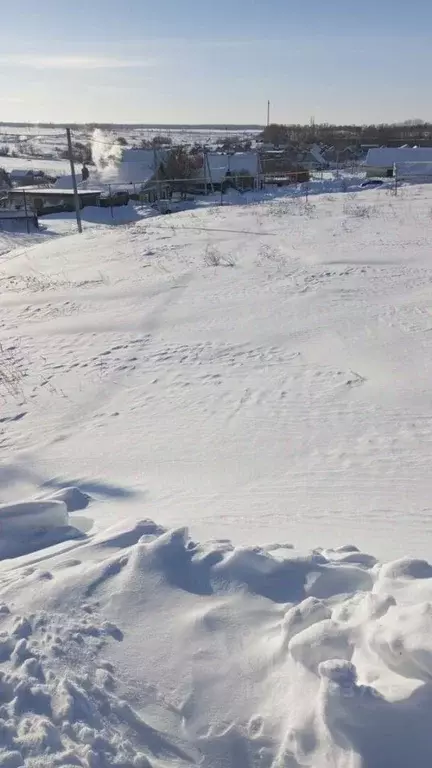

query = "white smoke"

[{"left": 91, "top": 129, "right": 124, "bottom": 179}]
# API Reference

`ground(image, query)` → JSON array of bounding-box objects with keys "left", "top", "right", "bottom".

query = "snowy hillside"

[{"left": 1, "top": 184, "right": 432, "bottom": 766}]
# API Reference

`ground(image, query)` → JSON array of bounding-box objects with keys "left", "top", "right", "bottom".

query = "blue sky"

[{"left": 1, "top": 0, "right": 431, "bottom": 124}]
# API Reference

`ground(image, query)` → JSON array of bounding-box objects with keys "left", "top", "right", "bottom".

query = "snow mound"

[
  {"left": 0, "top": 496, "right": 86, "bottom": 561},
  {"left": 0, "top": 520, "right": 432, "bottom": 766},
  {"left": 43, "top": 487, "right": 91, "bottom": 513},
  {"left": 0, "top": 500, "right": 68, "bottom": 533}
]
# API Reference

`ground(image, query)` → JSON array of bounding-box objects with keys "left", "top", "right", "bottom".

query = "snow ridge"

[{"left": 1, "top": 519, "right": 432, "bottom": 766}]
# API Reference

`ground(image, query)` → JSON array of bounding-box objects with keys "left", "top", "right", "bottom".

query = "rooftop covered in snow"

[
  {"left": 365, "top": 146, "right": 432, "bottom": 166},
  {"left": 11, "top": 186, "right": 102, "bottom": 196},
  {"left": 116, "top": 147, "right": 168, "bottom": 184}
]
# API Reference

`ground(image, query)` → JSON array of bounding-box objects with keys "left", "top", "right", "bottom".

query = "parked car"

[{"left": 361, "top": 178, "right": 384, "bottom": 188}]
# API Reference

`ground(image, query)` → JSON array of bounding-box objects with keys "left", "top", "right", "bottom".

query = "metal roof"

[
  {"left": 365, "top": 147, "right": 432, "bottom": 166},
  {"left": 11, "top": 187, "right": 101, "bottom": 195}
]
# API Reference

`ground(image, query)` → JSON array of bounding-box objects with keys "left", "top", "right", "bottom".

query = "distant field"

[
  {"left": 0, "top": 155, "right": 71, "bottom": 175},
  {"left": 0, "top": 123, "right": 261, "bottom": 155}
]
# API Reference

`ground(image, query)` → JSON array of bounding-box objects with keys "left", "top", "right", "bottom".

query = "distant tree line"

[
  {"left": 260, "top": 121, "right": 432, "bottom": 149},
  {"left": 140, "top": 135, "right": 172, "bottom": 149}
]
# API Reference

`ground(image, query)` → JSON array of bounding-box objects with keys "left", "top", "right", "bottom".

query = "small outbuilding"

[
  {"left": 0, "top": 209, "right": 38, "bottom": 232},
  {"left": 9, "top": 169, "right": 56, "bottom": 186},
  {"left": 8, "top": 187, "right": 101, "bottom": 215}
]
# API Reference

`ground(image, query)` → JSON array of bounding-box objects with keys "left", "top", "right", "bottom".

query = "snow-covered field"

[
  {"left": 0, "top": 156, "right": 71, "bottom": 177},
  {"left": 0, "top": 125, "right": 261, "bottom": 177},
  {"left": 0, "top": 204, "right": 153, "bottom": 258},
  {"left": 1, "top": 184, "right": 432, "bottom": 766}
]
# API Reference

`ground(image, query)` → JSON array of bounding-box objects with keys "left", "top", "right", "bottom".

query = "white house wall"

[{"left": 205, "top": 152, "right": 260, "bottom": 183}]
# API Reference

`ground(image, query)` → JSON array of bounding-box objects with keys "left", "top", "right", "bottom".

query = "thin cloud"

[
  {"left": 127, "top": 37, "right": 271, "bottom": 51},
  {"left": 0, "top": 55, "right": 157, "bottom": 70},
  {"left": 0, "top": 96, "right": 23, "bottom": 103}
]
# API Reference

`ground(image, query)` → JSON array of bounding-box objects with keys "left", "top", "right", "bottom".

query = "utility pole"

[
  {"left": 66, "top": 127, "right": 82, "bottom": 234},
  {"left": 267, "top": 100, "right": 271, "bottom": 127},
  {"left": 153, "top": 145, "right": 160, "bottom": 205}
]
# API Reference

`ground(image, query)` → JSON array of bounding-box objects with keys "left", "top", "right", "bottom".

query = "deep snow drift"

[
  {"left": 1, "top": 183, "right": 432, "bottom": 766},
  {"left": 1, "top": 515, "right": 432, "bottom": 767}
]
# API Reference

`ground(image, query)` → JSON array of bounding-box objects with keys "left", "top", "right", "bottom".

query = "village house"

[{"left": 364, "top": 147, "right": 432, "bottom": 178}]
